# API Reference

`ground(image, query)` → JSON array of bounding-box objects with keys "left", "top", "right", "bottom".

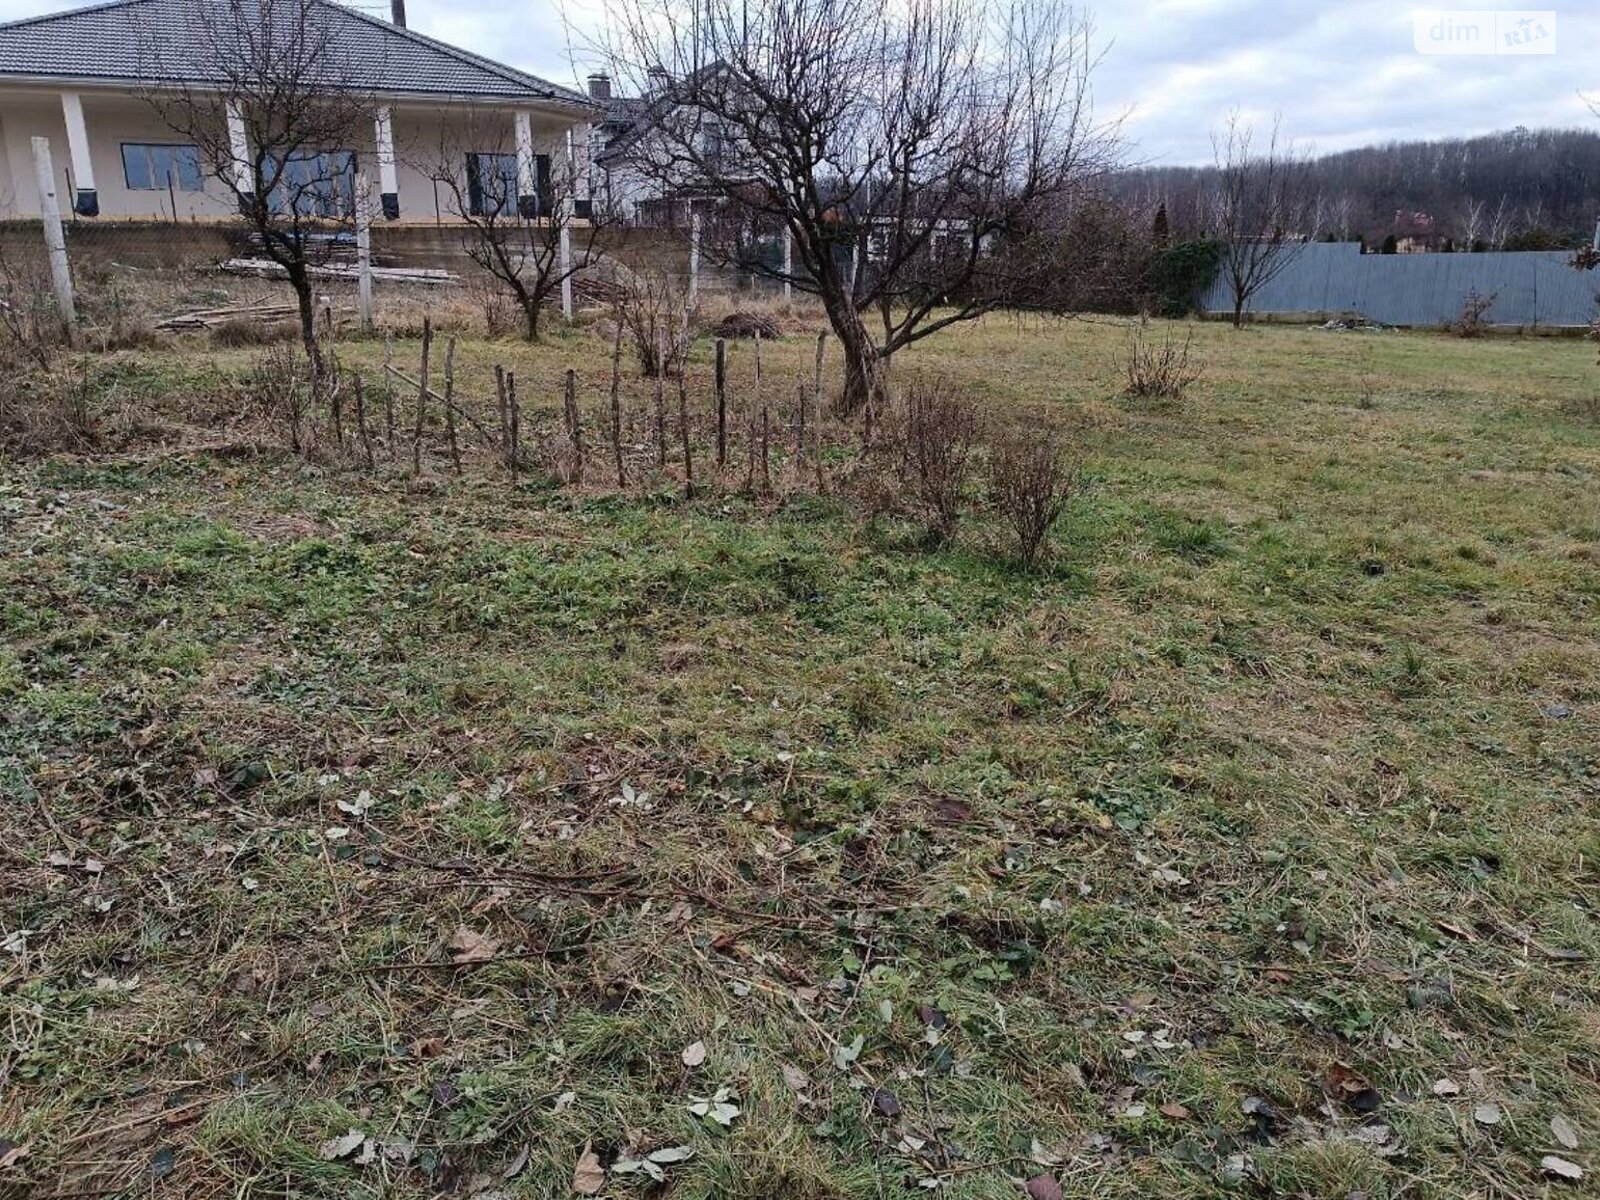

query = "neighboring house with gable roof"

[{"left": 0, "top": 0, "right": 596, "bottom": 223}]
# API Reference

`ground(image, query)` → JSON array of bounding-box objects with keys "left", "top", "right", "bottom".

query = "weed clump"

[
  {"left": 903, "top": 377, "right": 981, "bottom": 542},
  {"left": 990, "top": 427, "right": 1078, "bottom": 569},
  {"left": 1124, "top": 321, "right": 1201, "bottom": 399}
]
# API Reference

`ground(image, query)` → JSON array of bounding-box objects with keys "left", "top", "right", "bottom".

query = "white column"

[
  {"left": 226, "top": 102, "right": 253, "bottom": 208},
  {"left": 375, "top": 106, "right": 399, "bottom": 219},
  {"left": 59, "top": 93, "right": 97, "bottom": 217},
  {"left": 782, "top": 226, "right": 793, "bottom": 307},
  {"left": 514, "top": 110, "right": 537, "bottom": 217},
  {"left": 31, "top": 137, "right": 75, "bottom": 341}
]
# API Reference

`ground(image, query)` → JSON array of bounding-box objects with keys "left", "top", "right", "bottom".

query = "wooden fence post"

[
  {"left": 383, "top": 334, "right": 397, "bottom": 457},
  {"left": 563, "top": 368, "right": 583, "bottom": 485},
  {"left": 410, "top": 316, "right": 431, "bottom": 476},
  {"left": 443, "top": 336, "right": 460, "bottom": 473},
  {"left": 610, "top": 319, "right": 626, "bottom": 487},
  {"left": 714, "top": 337, "right": 727, "bottom": 467}
]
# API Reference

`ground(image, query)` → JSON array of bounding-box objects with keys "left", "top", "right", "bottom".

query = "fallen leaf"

[
  {"left": 647, "top": 1146, "right": 694, "bottom": 1165},
  {"left": 572, "top": 1141, "right": 605, "bottom": 1195},
  {"left": 1542, "top": 1155, "right": 1583, "bottom": 1183},
  {"left": 0, "top": 1141, "right": 31, "bottom": 1170},
  {"left": 319, "top": 1129, "right": 367, "bottom": 1161},
  {"left": 1327, "top": 1064, "right": 1381, "bottom": 1113},
  {"left": 1025, "top": 1173, "right": 1064, "bottom": 1200},
  {"left": 1551, "top": 1113, "right": 1579, "bottom": 1150},
  {"left": 1160, "top": 1102, "right": 1191, "bottom": 1120},
  {"left": 149, "top": 1145, "right": 177, "bottom": 1180},
  {"left": 782, "top": 1064, "right": 810, "bottom": 1092},
  {"left": 1473, "top": 1103, "right": 1502, "bottom": 1126},
  {"left": 834, "top": 1033, "right": 864, "bottom": 1071},
  {"left": 1432, "top": 1078, "right": 1460, "bottom": 1097},
  {"left": 447, "top": 927, "right": 500, "bottom": 966},
  {"left": 870, "top": 1087, "right": 901, "bottom": 1118},
  {"left": 681, "top": 1040, "right": 708, "bottom": 1068},
  {"left": 502, "top": 1145, "right": 530, "bottom": 1180}
]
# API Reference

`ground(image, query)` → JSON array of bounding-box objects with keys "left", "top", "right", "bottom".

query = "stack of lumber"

[
  {"left": 218, "top": 257, "right": 457, "bottom": 285},
  {"left": 155, "top": 303, "right": 298, "bottom": 331}
]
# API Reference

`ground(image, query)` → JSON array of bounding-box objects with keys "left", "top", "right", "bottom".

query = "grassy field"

[{"left": 2, "top": 313, "right": 1598, "bottom": 1199}]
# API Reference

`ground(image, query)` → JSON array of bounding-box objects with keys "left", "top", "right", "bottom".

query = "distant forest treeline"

[{"left": 1106, "top": 126, "right": 1600, "bottom": 251}]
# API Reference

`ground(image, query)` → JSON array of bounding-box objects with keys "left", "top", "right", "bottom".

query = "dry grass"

[{"left": 2, "top": 290, "right": 1598, "bottom": 1200}]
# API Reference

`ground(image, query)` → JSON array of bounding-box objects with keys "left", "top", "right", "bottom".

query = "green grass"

[{"left": 2, "top": 316, "right": 1598, "bottom": 1199}]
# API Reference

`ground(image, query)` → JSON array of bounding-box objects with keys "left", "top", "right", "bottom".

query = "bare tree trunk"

[{"left": 286, "top": 261, "right": 323, "bottom": 380}]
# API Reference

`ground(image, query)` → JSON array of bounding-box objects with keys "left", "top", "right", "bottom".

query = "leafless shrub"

[
  {"left": 474, "top": 282, "right": 517, "bottom": 340},
  {"left": 990, "top": 427, "right": 1079, "bottom": 568},
  {"left": 1454, "top": 289, "right": 1496, "bottom": 338},
  {"left": 212, "top": 317, "right": 301, "bottom": 348},
  {"left": 903, "top": 377, "right": 981, "bottom": 541},
  {"left": 1, "top": 364, "right": 99, "bottom": 452},
  {"left": 243, "top": 341, "right": 312, "bottom": 449},
  {"left": 0, "top": 245, "right": 62, "bottom": 370},
  {"left": 1124, "top": 322, "right": 1201, "bottom": 399},
  {"left": 615, "top": 266, "right": 689, "bottom": 377},
  {"left": 1558, "top": 393, "right": 1600, "bottom": 423}
]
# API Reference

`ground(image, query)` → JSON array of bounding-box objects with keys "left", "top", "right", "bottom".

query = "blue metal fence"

[{"left": 1197, "top": 242, "right": 1600, "bottom": 328}]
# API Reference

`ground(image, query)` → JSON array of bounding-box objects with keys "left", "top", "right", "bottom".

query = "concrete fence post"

[
  {"left": 782, "top": 225, "right": 793, "bottom": 308},
  {"left": 31, "top": 136, "right": 76, "bottom": 342},
  {"left": 688, "top": 207, "right": 701, "bottom": 309},
  {"left": 354, "top": 172, "right": 374, "bottom": 332}
]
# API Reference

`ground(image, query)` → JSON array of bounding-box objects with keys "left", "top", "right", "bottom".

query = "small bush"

[
  {"left": 1124, "top": 323, "right": 1201, "bottom": 399},
  {"left": 990, "top": 428, "right": 1079, "bottom": 569},
  {"left": 243, "top": 342, "right": 312, "bottom": 449},
  {"left": 1558, "top": 393, "right": 1600, "bottom": 423},
  {"left": 714, "top": 311, "right": 781, "bottom": 340},
  {"left": 1454, "top": 289, "right": 1496, "bottom": 338},
  {"left": 903, "top": 377, "right": 981, "bottom": 542},
  {"left": 212, "top": 317, "right": 300, "bottom": 348},
  {"left": 0, "top": 364, "right": 100, "bottom": 453}
]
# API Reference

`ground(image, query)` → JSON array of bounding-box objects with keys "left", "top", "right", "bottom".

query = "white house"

[{"left": 0, "top": 0, "right": 597, "bottom": 224}]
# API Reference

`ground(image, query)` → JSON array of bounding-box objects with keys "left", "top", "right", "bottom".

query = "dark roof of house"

[
  {"left": 593, "top": 65, "right": 728, "bottom": 163},
  {"left": 0, "top": 0, "right": 593, "bottom": 105}
]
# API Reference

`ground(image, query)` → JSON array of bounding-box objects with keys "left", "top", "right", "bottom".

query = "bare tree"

[
  {"left": 139, "top": 0, "right": 373, "bottom": 372},
  {"left": 422, "top": 121, "right": 605, "bottom": 341},
  {"left": 600, "top": 0, "right": 1113, "bottom": 415},
  {"left": 1210, "top": 112, "right": 1314, "bottom": 327}
]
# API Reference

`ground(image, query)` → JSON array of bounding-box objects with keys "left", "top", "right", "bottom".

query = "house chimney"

[
  {"left": 647, "top": 65, "right": 669, "bottom": 93},
  {"left": 587, "top": 73, "right": 612, "bottom": 101},
  {"left": 390, "top": 0, "right": 406, "bottom": 27}
]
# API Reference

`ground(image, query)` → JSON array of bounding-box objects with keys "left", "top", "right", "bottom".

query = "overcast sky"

[{"left": 1, "top": 0, "right": 1595, "bottom": 163}]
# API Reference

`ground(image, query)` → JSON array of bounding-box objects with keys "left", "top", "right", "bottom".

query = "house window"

[
  {"left": 121, "top": 143, "right": 203, "bottom": 192},
  {"left": 466, "top": 152, "right": 518, "bottom": 216},
  {"left": 466, "top": 152, "right": 552, "bottom": 217},
  {"left": 266, "top": 150, "right": 357, "bottom": 217}
]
